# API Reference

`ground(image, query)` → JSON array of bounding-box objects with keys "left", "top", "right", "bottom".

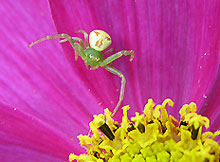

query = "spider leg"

[
  {"left": 60, "top": 37, "right": 85, "bottom": 49},
  {"left": 66, "top": 40, "right": 87, "bottom": 61},
  {"left": 29, "top": 33, "right": 86, "bottom": 62},
  {"left": 62, "top": 40, "right": 87, "bottom": 62},
  {"left": 75, "top": 30, "right": 89, "bottom": 48},
  {"left": 99, "top": 50, "right": 134, "bottom": 67},
  {"left": 103, "top": 48, "right": 115, "bottom": 55},
  {"left": 29, "top": 34, "right": 73, "bottom": 48},
  {"left": 104, "top": 65, "right": 126, "bottom": 117}
]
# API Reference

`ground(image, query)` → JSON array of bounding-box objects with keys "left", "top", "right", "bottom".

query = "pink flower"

[{"left": 0, "top": 0, "right": 220, "bottom": 161}]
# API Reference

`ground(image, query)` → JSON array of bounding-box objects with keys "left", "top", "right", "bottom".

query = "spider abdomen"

[{"left": 85, "top": 48, "right": 103, "bottom": 66}]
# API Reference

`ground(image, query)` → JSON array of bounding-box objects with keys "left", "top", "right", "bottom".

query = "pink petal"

[
  {"left": 0, "top": 1, "right": 101, "bottom": 160},
  {"left": 0, "top": 104, "right": 80, "bottom": 161},
  {"left": 200, "top": 70, "right": 220, "bottom": 136},
  {"left": 1, "top": 1, "right": 220, "bottom": 161},
  {"left": 0, "top": 0, "right": 103, "bottom": 127},
  {"left": 49, "top": 0, "right": 220, "bottom": 119},
  {"left": 49, "top": 0, "right": 142, "bottom": 118}
]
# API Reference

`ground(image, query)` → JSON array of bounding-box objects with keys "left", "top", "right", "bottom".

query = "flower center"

[{"left": 69, "top": 99, "right": 220, "bottom": 162}]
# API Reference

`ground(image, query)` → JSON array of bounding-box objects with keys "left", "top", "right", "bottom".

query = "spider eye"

[{"left": 89, "top": 30, "right": 112, "bottom": 51}]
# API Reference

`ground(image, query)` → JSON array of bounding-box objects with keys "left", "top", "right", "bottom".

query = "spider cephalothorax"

[{"left": 29, "top": 29, "right": 134, "bottom": 116}]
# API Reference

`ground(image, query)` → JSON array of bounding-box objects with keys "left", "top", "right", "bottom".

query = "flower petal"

[
  {"left": 200, "top": 70, "right": 220, "bottom": 133},
  {"left": 135, "top": 1, "right": 220, "bottom": 117},
  {"left": 0, "top": 104, "right": 80, "bottom": 161},
  {"left": 0, "top": 1, "right": 106, "bottom": 160},
  {"left": 49, "top": 0, "right": 220, "bottom": 119},
  {"left": 0, "top": 0, "right": 105, "bottom": 130},
  {"left": 49, "top": 0, "right": 142, "bottom": 118}
]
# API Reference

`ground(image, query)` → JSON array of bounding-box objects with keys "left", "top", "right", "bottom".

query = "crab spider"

[{"left": 29, "top": 29, "right": 134, "bottom": 116}]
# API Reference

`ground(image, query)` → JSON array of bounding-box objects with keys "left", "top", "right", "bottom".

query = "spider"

[{"left": 29, "top": 29, "right": 134, "bottom": 116}]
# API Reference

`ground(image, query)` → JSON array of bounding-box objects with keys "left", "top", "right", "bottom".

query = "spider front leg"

[
  {"left": 100, "top": 50, "right": 134, "bottom": 67},
  {"left": 59, "top": 37, "right": 88, "bottom": 66},
  {"left": 103, "top": 48, "right": 115, "bottom": 55},
  {"left": 29, "top": 33, "right": 73, "bottom": 48},
  {"left": 29, "top": 33, "right": 86, "bottom": 61},
  {"left": 99, "top": 50, "right": 134, "bottom": 116},
  {"left": 60, "top": 36, "right": 86, "bottom": 49},
  {"left": 104, "top": 65, "right": 126, "bottom": 117},
  {"left": 59, "top": 37, "right": 87, "bottom": 63}
]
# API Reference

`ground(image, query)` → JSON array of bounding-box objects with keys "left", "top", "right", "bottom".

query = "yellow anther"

[
  {"left": 131, "top": 112, "right": 145, "bottom": 128},
  {"left": 160, "top": 99, "right": 173, "bottom": 124},
  {"left": 162, "top": 98, "right": 174, "bottom": 107},
  {"left": 185, "top": 113, "right": 209, "bottom": 129},
  {"left": 153, "top": 105, "right": 161, "bottom": 119},
  {"left": 69, "top": 99, "right": 220, "bottom": 162},
  {"left": 104, "top": 108, "right": 116, "bottom": 130},
  {"left": 144, "top": 98, "right": 155, "bottom": 121},
  {"left": 189, "top": 102, "right": 197, "bottom": 113},
  {"left": 121, "top": 105, "right": 130, "bottom": 129},
  {"left": 89, "top": 121, "right": 101, "bottom": 139},
  {"left": 92, "top": 114, "right": 105, "bottom": 128},
  {"left": 78, "top": 135, "right": 92, "bottom": 146},
  {"left": 179, "top": 102, "right": 197, "bottom": 119},
  {"left": 202, "top": 131, "right": 220, "bottom": 141}
]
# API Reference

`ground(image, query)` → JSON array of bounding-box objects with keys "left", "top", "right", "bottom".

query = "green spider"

[{"left": 29, "top": 29, "right": 134, "bottom": 116}]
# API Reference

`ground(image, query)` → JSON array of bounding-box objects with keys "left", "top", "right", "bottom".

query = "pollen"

[{"left": 69, "top": 99, "right": 220, "bottom": 162}]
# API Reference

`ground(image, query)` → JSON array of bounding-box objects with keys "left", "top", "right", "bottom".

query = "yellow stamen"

[{"left": 69, "top": 99, "right": 220, "bottom": 162}]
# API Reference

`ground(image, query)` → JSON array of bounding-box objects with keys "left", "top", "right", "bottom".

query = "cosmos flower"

[{"left": 1, "top": 0, "right": 220, "bottom": 161}]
